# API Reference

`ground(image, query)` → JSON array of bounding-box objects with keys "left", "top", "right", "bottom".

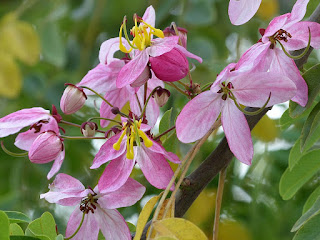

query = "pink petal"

[
  {"left": 142, "top": 5, "right": 156, "bottom": 28},
  {"left": 97, "top": 154, "right": 135, "bottom": 193},
  {"left": 94, "top": 208, "right": 131, "bottom": 240},
  {"left": 98, "top": 177, "right": 145, "bottom": 209},
  {"left": 287, "top": 0, "right": 310, "bottom": 25},
  {"left": 262, "top": 14, "right": 290, "bottom": 41},
  {"left": 176, "top": 91, "right": 223, "bottom": 143},
  {"left": 285, "top": 22, "right": 320, "bottom": 50},
  {"left": 266, "top": 48, "right": 308, "bottom": 106},
  {"left": 66, "top": 209, "right": 99, "bottom": 240},
  {"left": 47, "top": 150, "right": 65, "bottom": 179},
  {"left": 100, "top": 88, "right": 131, "bottom": 127},
  {"left": 211, "top": 63, "right": 237, "bottom": 92},
  {"left": 136, "top": 146, "right": 175, "bottom": 190},
  {"left": 221, "top": 100, "right": 253, "bottom": 165},
  {"left": 117, "top": 50, "right": 149, "bottom": 88},
  {"left": 175, "top": 45, "right": 202, "bottom": 63},
  {"left": 231, "top": 72, "right": 296, "bottom": 107},
  {"left": 0, "top": 107, "right": 50, "bottom": 138},
  {"left": 99, "top": 37, "right": 129, "bottom": 64},
  {"left": 228, "top": 0, "right": 262, "bottom": 25},
  {"left": 77, "top": 62, "right": 124, "bottom": 95},
  {"left": 148, "top": 36, "right": 179, "bottom": 57},
  {"left": 91, "top": 134, "right": 127, "bottom": 169},
  {"left": 149, "top": 140, "right": 180, "bottom": 164}
]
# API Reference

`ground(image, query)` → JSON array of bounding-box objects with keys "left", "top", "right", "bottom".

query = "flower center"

[
  {"left": 80, "top": 191, "right": 98, "bottom": 214},
  {"left": 30, "top": 119, "right": 49, "bottom": 133},
  {"left": 119, "top": 15, "right": 164, "bottom": 53},
  {"left": 113, "top": 119, "right": 153, "bottom": 159},
  {"left": 217, "top": 82, "right": 234, "bottom": 100},
  {"left": 269, "top": 29, "right": 292, "bottom": 49}
]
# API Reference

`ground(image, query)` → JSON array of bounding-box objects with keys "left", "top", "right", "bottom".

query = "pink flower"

[
  {"left": 40, "top": 173, "right": 145, "bottom": 240},
  {"left": 176, "top": 63, "right": 297, "bottom": 165},
  {"left": 0, "top": 107, "right": 65, "bottom": 179},
  {"left": 60, "top": 84, "right": 87, "bottom": 115},
  {"left": 228, "top": 0, "right": 262, "bottom": 25},
  {"left": 115, "top": 6, "right": 202, "bottom": 88},
  {"left": 91, "top": 119, "right": 180, "bottom": 192},
  {"left": 236, "top": 0, "right": 320, "bottom": 107}
]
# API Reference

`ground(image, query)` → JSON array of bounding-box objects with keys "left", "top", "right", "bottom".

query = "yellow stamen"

[
  {"left": 126, "top": 133, "right": 135, "bottom": 159},
  {"left": 138, "top": 129, "right": 153, "bottom": 148},
  {"left": 113, "top": 127, "right": 127, "bottom": 151},
  {"left": 119, "top": 24, "right": 132, "bottom": 53}
]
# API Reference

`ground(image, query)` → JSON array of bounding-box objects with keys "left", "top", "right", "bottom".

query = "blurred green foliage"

[{"left": 0, "top": 0, "right": 320, "bottom": 239}]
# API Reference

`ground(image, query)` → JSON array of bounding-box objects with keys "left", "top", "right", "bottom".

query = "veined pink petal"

[
  {"left": 266, "top": 48, "right": 308, "bottom": 106},
  {"left": 262, "top": 14, "right": 290, "bottom": 41},
  {"left": 210, "top": 63, "right": 237, "bottom": 92},
  {"left": 99, "top": 37, "right": 129, "bottom": 64},
  {"left": 47, "top": 150, "right": 65, "bottom": 179},
  {"left": 176, "top": 91, "right": 223, "bottom": 143},
  {"left": 28, "top": 132, "right": 63, "bottom": 164},
  {"left": 148, "top": 36, "right": 179, "bottom": 57},
  {"left": 100, "top": 88, "right": 131, "bottom": 127},
  {"left": 231, "top": 72, "right": 296, "bottom": 107},
  {"left": 136, "top": 146, "right": 174, "bottom": 190},
  {"left": 221, "top": 100, "right": 253, "bottom": 165},
  {"left": 91, "top": 134, "right": 127, "bottom": 169},
  {"left": 142, "top": 5, "right": 156, "bottom": 28},
  {"left": 97, "top": 154, "right": 135, "bottom": 193},
  {"left": 117, "top": 50, "right": 149, "bottom": 88},
  {"left": 0, "top": 107, "right": 50, "bottom": 138},
  {"left": 77, "top": 62, "right": 124, "bottom": 95},
  {"left": 175, "top": 45, "right": 203, "bottom": 63},
  {"left": 149, "top": 140, "right": 180, "bottom": 164},
  {"left": 66, "top": 209, "right": 99, "bottom": 240},
  {"left": 60, "top": 85, "right": 87, "bottom": 115},
  {"left": 98, "top": 177, "right": 145, "bottom": 209},
  {"left": 285, "top": 22, "right": 320, "bottom": 50},
  {"left": 94, "top": 208, "right": 131, "bottom": 240},
  {"left": 228, "top": 0, "right": 262, "bottom": 25},
  {"left": 287, "top": 0, "right": 310, "bottom": 26}
]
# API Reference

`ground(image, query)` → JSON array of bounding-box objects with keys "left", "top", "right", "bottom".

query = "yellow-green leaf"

[
  {"left": 153, "top": 218, "right": 208, "bottom": 240},
  {"left": 134, "top": 193, "right": 163, "bottom": 240},
  {"left": 9, "top": 223, "right": 24, "bottom": 236},
  {"left": 0, "top": 13, "right": 40, "bottom": 65},
  {"left": 0, "top": 52, "right": 22, "bottom": 98}
]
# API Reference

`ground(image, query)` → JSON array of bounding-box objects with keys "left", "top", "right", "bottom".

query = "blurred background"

[{"left": 0, "top": 0, "right": 320, "bottom": 239}]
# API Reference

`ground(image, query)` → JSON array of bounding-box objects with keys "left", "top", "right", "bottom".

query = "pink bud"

[
  {"left": 81, "top": 122, "right": 98, "bottom": 137},
  {"left": 153, "top": 87, "right": 171, "bottom": 107},
  {"left": 60, "top": 84, "right": 87, "bottom": 115},
  {"left": 163, "top": 25, "right": 188, "bottom": 48},
  {"left": 29, "top": 131, "right": 63, "bottom": 164},
  {"left": 149, "top": 48, "right": 189, "bottom": 82},
  {"left": 130, "top": 66, "right": 151, "bottom": 87}
]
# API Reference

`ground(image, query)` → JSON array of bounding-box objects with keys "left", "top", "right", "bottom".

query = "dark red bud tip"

[
  {"left": 259, "top": 28, "right": 266, "bottom": 37},
  {"left": 51, "top": 105, "right": 62, "bottom": 123},
  {"left": 111, "top": 107, "right": 120, "bottom": 115}
]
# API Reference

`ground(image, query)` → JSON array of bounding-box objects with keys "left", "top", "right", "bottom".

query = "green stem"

[
  {"left": 60, "top": 120, "right": 105, "bottom": 134},
  {"left": 61, "top": 136, "right": 106, "bottom": 140},
  {"left": 140, "top": 86, "right": 161, "bottom": 118},
  {"left": 79, "top": 86, "right": 114, "bottom": 108},
  {"left": 154, "top": 126, "right": 176, "bottom": 141},
  {"left": 135, "top": 93, "right": 143, "bottom": 113},
  {"left": 87, "top": 117, "right": 122, "bottom": 125},
  {"left": 1, "top": 142, "right": 28, "bottom": 157},
  {"left": 64, "top": 213, "right": 85, "bottom": 240},
  {"left": 165, "top": 82, "right": 189, "bottom": 97}
]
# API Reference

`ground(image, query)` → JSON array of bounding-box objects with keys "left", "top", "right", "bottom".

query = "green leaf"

[
  {"left": 38, "top": 21, "right": 65, "bottom": 67},
  {"left": 0, "top": 210, "right": 10, "bottom": 240},
  {"left": 126, "top": 222, "right": 136, "bottom": 233},
  {"left": 300, "top": 101, "right": 320, "bottom": 152},
  {"left": 290, "top": 64, "right": 320, "bottom": 118},
  {"left": 293, "top": 214, "right": 320, "bottom": 240},
  {"left": 55, "top": 235, "right": 63, "bottom": 240},
  {"left": 159, "top": 108, "right": 172, "bottom": 140},
  {"left": 292, "top": 197, "right": 320, "bottom": 232},
  {"left": 5, "top": 211, "right": 31, "bottom": 224},
  {"left": 280, "top": 149, "right": 320, "bottom": 200},
  {"left": 10, "top": 237, "right": 41, "bottom": 240},
  {"left": 162, "top": 131, "right": 177, "bottom": 153},
  {"left": 303, "top": 186, "right": 320, "bottom": 214},
  {"left": 289, "top": 138, "right": 304, "bottom": 170},
  {"left": 25, "top": 212, "right": 57, "bottom": 240},
  {"left": 9, "top": 223, "right": 24, "bottom": 236}
]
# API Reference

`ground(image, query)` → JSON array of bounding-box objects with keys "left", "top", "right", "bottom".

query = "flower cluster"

[{"left": 0, "top": 1, "right": 319, "bottom": 239}]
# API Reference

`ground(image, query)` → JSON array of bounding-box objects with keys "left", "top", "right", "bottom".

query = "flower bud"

[
  {"left": 149, "top": 48, "right": 189, "bottom": 82},
  {"left": 60, "top": 84, "right": 87, "bottom": 115},
  {"left": 163, "top": 25, "right": 188, "bottom": 48},
  {"left": 153, "top": 87, "right": 171, "bottom": 107},
  {"left": 130, "top": 66, "right": 151, "bottom": 87},
  {"left": 105, "top": 126, "right": 121, "bottom": 138},
  {"left": 111, "top": 107, "right": 120, "bottom": 115},
  {"left": 81, "top": 122, "right": 98, "bottom": 137},
  {"left": 29, "top": 131, "right": 63, "bottom": 164}
]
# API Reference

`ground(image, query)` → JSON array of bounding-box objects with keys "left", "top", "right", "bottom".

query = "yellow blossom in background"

[{"left": 257, "top": 0, "right": 279, "bottom": 20}]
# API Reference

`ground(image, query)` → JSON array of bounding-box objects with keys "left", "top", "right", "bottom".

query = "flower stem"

[
  {"left": 154, "top": 126, "right": 176, "bottom": 141},
  {"left": 60, "top": 120, "right": 105, "bottom": 134},
  {"left": 61, "top": 136, "right": 106, "bottom": 140},
  {"left": 165, "top": 82, "right": 189, "bottom": 97},
  {"left": 140, "top": 86, "right": 161, "bottom": 119},
  {"left": 213, "top": 167, "right": 227, "bottom": 240},
  {"left": 79, "top": 86, "right": 114, "bottom": 108},
  {"left": 135, "top": 93, "right": 143, "bottom": 113},
  {"left": 64, "top": 212, "right": 85, "bottom": 240},
  {"left": 144, "top": 82, "right": 148, "bottom": 105},
  {"left": 1, "top": 142, "right": 28, "bottom": 157},
  {"left": 87, "top": 117, "right": 122, "bottom": 125}
]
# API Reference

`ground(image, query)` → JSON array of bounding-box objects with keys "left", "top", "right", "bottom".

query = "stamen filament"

[
  {"left": 113, "top": 127, "right": 127, "bottom": 150},
  {"left": 138, "top": 129, "right": 153, "bottom": 148},
  {"left": 1, "top": 142, "right": 28, "bottom": 157}
]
